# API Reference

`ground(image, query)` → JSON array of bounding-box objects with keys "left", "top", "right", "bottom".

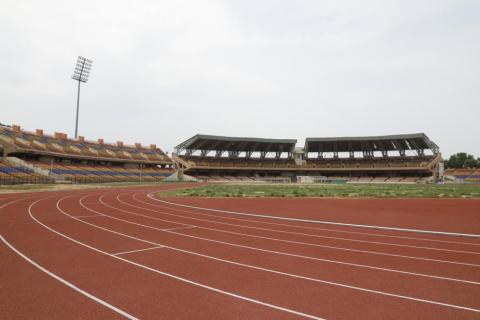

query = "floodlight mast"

[{"left": 71, "top": 56, "right": 93, "bottom": 139}]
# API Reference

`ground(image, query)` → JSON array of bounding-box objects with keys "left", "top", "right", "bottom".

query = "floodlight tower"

[{"left": 72, "top": 56, "right": 93, "bottom": 139}]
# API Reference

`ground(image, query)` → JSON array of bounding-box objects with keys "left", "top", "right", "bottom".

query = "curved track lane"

[{"left": 1, "top": 185, "right": 479, "bottom": 319}]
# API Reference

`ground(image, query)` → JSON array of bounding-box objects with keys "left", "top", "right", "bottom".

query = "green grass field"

[{"left": 160, "top": 183, "right": 480, "bottom": 198}]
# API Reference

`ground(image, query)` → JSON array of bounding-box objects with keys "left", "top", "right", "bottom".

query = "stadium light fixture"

[{"left": 71, "top": 56, "right": 93, "bottom": 139}]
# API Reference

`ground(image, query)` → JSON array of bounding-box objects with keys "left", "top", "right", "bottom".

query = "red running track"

[{"left": 1, "top": 184, "right": 480, "bottom": 319}]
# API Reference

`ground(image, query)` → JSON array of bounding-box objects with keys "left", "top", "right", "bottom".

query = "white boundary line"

[
  {"left": 162, "top": 226, "right": 197, "bottom": 232},
  {"left": 31, "top": 195, "right": 326, "bottom": 320},
  {"left": 149, "top": 195, "right": 480, "bottom": 238},
  {"left": 109, "top": 193, "right": 480, "bottom": 267},
  {"left": 0, "top": 195, "right": 38, "bottom": 209},
  {"left": 73, "top": 214, "right": 103, "bottom": 218},
  {"left": 126, "top": 195, "right": 480, "bottom": 255},
  {"left": 0, "top": 234, "right": 138, "bottom": 320},
  {"left": 135, "top": 193, "right": 480, "bottom": 247},
  {"left": 113, "top": 245, "right": 164, "bottom": 256},
  {"left": 0, "top": 196, "right": 14, "bottom": 205},
  {"left": 87, "top": 193, "right": 480, "bottom": 285},
  {"left": 57, "top": 193, "right": 480, "bottom": 313}
]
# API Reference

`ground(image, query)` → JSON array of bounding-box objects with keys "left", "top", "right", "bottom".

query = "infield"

[{"left": 159, "top": 183, "right": 480, "bottom": 198}]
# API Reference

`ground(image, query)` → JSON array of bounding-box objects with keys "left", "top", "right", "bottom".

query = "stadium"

[
  {"left": 1, "top": 122, "right": 479, "bottom": 320},
  {"left": 1, "top": 124, "right": 444, "bottom": 184},
  {"left": 2, "top": 2, "right": 480, "bottom": 320},
  {"left": 174, "top": 133, "right": 442, "bottom": 183}
]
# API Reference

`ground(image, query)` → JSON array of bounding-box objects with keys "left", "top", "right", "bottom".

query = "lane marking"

[
  {"left": 54, "top": 194, "right": 480, "bottom": 313},
  {"left": 0, "top": 235, "right": 138, "bottom": 320},
  {"left": 76, "top": 195, "right": 191, "bottom": 234},
  {"left": 164, "top": 229, "right": 480, "bottom": 285},
  {"left": 85, "top": 193, "right": 480, "bottom": 284},
  {"left": 150, "top": 196, "right": 480, "bottom": 238},
  {"left": 75, "top": 214, "right": 103, "bottom": 218},
  {"left": 31, "top": 195, "right": 326, "bottom": 320},
  {"left": 132, "top": 195, "right": 480, "bottom": 255},
  {"left": 0, "top": 195, "right": 39, "bottom": 209},
  {"left": 113, "top": 245, "right": 164, "bottom": 256},
  {"left": 135, "top": 193, "right": 480, "bottom": 247},
  {"left": 162, "top": 226, "right": 197, "bottom": 232},
  {"left": 111, "top": 193, "right": 480, "bottom": 267},
  {"left": 85, "top": 194, "right": 191, "bottom": 229},
  {"left": 0, "top": 196, "right": 14, "bottom": 205},
  {"left": 89, "top": 194, "right": 480, "bottom": 283}
]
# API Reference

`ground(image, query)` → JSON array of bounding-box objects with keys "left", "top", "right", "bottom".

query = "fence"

[{"left": 0, "top": 175, "right": 53, "bottom": 185}]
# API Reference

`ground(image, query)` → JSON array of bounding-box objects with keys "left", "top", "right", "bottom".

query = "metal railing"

[{"left": 0, "top": 175, "right": 53, "bottom": 185}]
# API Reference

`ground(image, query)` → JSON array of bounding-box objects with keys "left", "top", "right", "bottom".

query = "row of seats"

[
  {"left": 0, "top": 125, "right": 171, "bottom": 163},
  {"left": 191, "top": 174, "right": 426, "bottom": 184},
  {"left": 445, "top": 168, "right": 480, "bottom": 178},
  {"left": 348, "top": 176, "right": 426, "bottom": 183},
  {"left": 195, "top": 175, "right": 291, "bottom": 183},
  {"left": 30, "top": 161, "right": 172, "bottom": 183},
  {"left": 182, "top": 156, "right": 436, "bottom": 170},
  {"left": 0, "top": 160, "right": 53, "bottom": 184},
  {"left": 184, "top": 157, "right": 296, "bottom": 168}
]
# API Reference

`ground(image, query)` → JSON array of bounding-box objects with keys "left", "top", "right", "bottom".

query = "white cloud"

[{"left": 1, "top": 0, "right": 479, "bottom": 156}]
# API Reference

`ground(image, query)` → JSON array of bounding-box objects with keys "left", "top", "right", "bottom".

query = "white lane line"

[
  {"left": 90, "top": 194, "right": 480, "bottom": 284},
  {"left": 76, "top": 196, "right": 190, "bottom": 234},
  {"left": 75, "top": 214, "right": 103, "bottom": 218},
  {"left": 83, "top": 193, "right": 191, "bottom": 229},
  {"left": 164, "top": 228, "right": 480, "bottom": 285},
  {"left": 0, "top": 234, "right": 138, "bottom": 320},
  {"left": 162, "top": 226, "right": 197, "bottom": 232},
  {"left": 136, "top": 193, "right": 480, "bottom": 248},
  {"left": 87, "top": 193, "right": 480, "bottom": 284},
  {"left": 0, "top": 196, "right": 14, "bottom": 204},
  {"left": 133, "top": 195, "right": 480, "bottom": 256},
  {"left": 113, "top": 245, "right": 164, "bottom": 256},
  {"left": 0, "top": 195, "right": 39, "bottom": 209},
  {"left": 150, "top": 196, "right": 480, "bottom": 239},
  {"left": 113, "top": 194, "right": 480, "bottom": 267},
  {"left": 55, "top": 194, "right": 480, "bottom": 313},
  {"left": 33, "top": 195, "right": 326, "bottom": 320}
]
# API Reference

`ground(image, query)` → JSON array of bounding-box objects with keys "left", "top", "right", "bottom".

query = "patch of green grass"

[{"left": 159, "top": 183, "right": 480, "bottom": 198}]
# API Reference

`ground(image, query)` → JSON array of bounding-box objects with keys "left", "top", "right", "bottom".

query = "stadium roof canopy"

[
  {"left": 175, "top": 134, "right": 297, "bottom": 153},
  {"left": 305, "top": 133, "right": 439, "bottom": 154}
]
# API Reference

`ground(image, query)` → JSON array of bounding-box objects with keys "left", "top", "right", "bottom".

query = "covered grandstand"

[
  {"left": 0, "top": 124, "right": 173, "bottom": 184},
  {"left": 174, "top": 133, "right": 442, "bottom": 183},
  {"left": 0, "top": 124, "right": 444, "bottom": 185}
]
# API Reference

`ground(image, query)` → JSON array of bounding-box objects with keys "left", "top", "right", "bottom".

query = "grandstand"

[
  {"left": 174, "top": 133, "right": 442, "bottom": 183},
  {"left": 444, "top": 168, "right": 480, "bottom": 183},
  {"left": 0, "top": 124, "right": 445, "bottom": 185},
  {"left": 0, "top": 124, "right": 173, "bottom": 184}
]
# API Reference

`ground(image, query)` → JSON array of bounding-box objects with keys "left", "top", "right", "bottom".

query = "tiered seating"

[
  {"left": 385, "top": 177, "right": 404, "bottom": 183},
  {"left": 0, "top": 160, "right": 52, "bottom": 184},
  {"left": 402, "top": 177, "right": 422, "bottom": 183},
  {"left": 465, "top": 169, "right": 480, "bottom": 183},
  {"left": 0, "top": 123, "right": 174, "bottom": 185},
  {"left": 371, "top": 176, "right": 389, "bottom": 182},
  {"left": 445, "top": 168, "right": 476, "bottom": 179},
  {"left": 30, "top": 161, "right": 171, "bottom": 183},
  {"left": 444, "top": 168, "right": 480, "bottom": 183},
  {"left": 184, "top": 156, "right": 297, "bottom": 169},
  {"left": 346, "top": 176, "right": 423, "bottom": 184},
  {"left": 183, "top": 155, "right": 436, "bottom": 172},
  {"left": 0, "top": 125, "right": 171, "bottom": 164},
  {"left": 305, "top": 156, "right": 435, "bottom": 169}
]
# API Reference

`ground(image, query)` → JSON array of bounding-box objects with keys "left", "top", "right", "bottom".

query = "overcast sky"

[{"left": 1, "top": 0, "right": 479, "bottom": 157}]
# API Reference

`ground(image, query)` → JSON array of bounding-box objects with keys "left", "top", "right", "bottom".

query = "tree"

[{"left": 445, "top": 153, "right": 479, "bottom": 168}]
